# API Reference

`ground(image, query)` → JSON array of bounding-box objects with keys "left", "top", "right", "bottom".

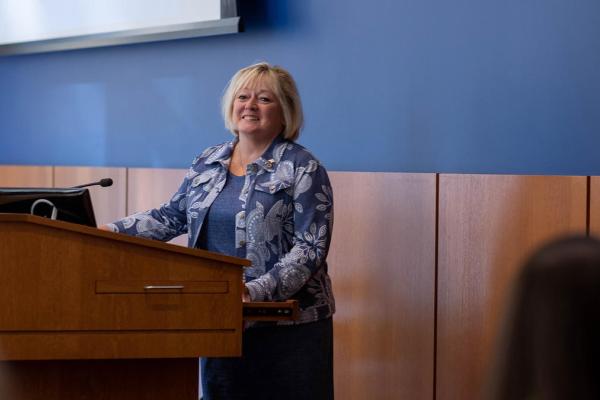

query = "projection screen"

[{"left": 0, "top": 0, "right": 239, "bottom": 55}]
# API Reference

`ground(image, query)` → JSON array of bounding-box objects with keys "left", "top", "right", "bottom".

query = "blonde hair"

[{"left": 222, "top": 62, "right": 304, "bottom": 141}]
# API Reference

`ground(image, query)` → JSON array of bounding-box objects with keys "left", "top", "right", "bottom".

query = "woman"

[{"left": 103, "top": 62, "right": 335, "bottom": 399}]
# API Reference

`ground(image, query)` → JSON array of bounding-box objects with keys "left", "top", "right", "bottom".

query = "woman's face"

[{"left": 233, "top": 78, "right": 284, "bottom": 141}]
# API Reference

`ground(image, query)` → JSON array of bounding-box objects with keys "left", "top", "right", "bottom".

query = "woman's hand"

[
  {"left": 98, "top": 224, "right": 112, "bottom": 232},
  {"left": 242, "top": 286, "right": 251, "bottom": 303}
]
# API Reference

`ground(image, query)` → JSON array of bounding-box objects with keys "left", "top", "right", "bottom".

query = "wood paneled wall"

[
  {"left": 0, "top": 166, "right": 52, "bottom": 187},
  {"left": 127, "top": 168, "right": 188, "bottom": 246},
  {"left": 589, "top": 176, "right": 600, "bottom": 237},
  {"left": 437, "top": 174, "right": 587, "bottom": 400},
  {"left": 328, "top": 172, "right": 436, "bottom": 400},
  {"left": 54, "top": 167, "right": 127, "bottom": 226},
  {"left": 1, "top": 166, "right": 595, "bottom": 399}
]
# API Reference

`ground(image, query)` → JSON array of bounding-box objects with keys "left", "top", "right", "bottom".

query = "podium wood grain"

[
  {"left": 0, "top": 359, "right": 198, "bottom": 400},
  {"left": 0, "top": 214, "right": 249, "bottom": 400}
]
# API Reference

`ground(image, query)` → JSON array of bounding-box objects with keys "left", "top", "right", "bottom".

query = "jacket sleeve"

[
  {"left": 106, "top": 170, "right": 191, "bottom": 242},
  {"left": 246, "top": 160, "right": 334, "bottom": 301}
]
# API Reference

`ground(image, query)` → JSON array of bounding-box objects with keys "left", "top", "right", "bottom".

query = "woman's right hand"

[
  {"left": 98, "top": 224, "right": 112, "bottom": 231},
  {"left": 242, "top": 286, "right": 251, "bottom": 303}
]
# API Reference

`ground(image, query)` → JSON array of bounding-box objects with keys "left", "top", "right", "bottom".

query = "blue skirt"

[{"left": 201, "top": 317, "right": 333, "bottom": 400}]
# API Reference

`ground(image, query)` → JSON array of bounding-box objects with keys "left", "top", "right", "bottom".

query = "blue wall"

[{"left": 1, "top": 0, "right": 599, "bottom": 174}]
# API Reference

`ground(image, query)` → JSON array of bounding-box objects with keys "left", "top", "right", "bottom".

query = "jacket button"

[
  {"left": 238, "top": 240, "right": 246, "bottom": 247},
  {"left": 265, "top": 160, "right": 273, "bottom": 168}
]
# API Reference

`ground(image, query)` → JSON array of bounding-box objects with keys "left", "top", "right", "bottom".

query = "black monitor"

[{"left": 0, "top": 187, "right": 97, "bottom": 227}]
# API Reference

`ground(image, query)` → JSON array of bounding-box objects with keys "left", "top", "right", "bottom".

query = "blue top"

[
  {"left": 197, "top": 172, "right": 244, "bottom": 256},
  {"left": 108, "top": 135, "right": 335, "bottom": 324}
]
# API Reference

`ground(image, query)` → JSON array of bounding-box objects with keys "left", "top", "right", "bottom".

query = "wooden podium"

[{"left": 0, "top": 214, "right": 250, "bottom": 399}]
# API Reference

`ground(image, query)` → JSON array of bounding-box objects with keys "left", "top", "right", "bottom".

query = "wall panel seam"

[
  {"left": 125, "top": 168, "right": 130, "bottom": 215},
  {"left": 433, "top": 173, "right": 439, "bottom": 400}
]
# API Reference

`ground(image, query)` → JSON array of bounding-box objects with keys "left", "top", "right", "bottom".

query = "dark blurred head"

[{"left": 489, "top": 235, "right": 600, "bottom": 400}]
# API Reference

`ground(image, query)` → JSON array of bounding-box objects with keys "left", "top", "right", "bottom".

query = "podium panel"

[
  {"left": 0, "top": 214, "right": 250, "bottom": 399},
  {"left": 0, "top": 359, "right": 198, "bottom": 400}
]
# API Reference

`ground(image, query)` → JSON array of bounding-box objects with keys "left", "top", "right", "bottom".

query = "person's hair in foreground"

[
  {"left": 488, "top": 235, "right": 600, "bottom": 400},
  {"left": 221, "top": 61, "right": 304, "bottom": 141}
]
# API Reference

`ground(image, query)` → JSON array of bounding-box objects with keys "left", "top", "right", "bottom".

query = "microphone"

[{"left": 71, "top": 178, "right": 113, "bottom": 189}]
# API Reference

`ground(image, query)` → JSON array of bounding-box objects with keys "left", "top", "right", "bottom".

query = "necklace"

[
  {"left": 230, "top": 148, "right": 254, "bottom": 175},
  {"left": 231, "top": 140, "right": 271, "bottom": 175}
]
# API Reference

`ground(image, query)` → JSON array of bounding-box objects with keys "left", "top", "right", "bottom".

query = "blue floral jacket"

[{"left": 108, "top": 136, "right": 335, "bottom": 324}]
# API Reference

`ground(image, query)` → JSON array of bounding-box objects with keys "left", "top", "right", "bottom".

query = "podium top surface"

[{"left": 0, "top": 213, "right": 250, "bottom": 267}]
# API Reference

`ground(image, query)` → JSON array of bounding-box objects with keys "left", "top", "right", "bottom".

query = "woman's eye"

[
  {"left": 259, "top": 97, "right": 271, "bottom": 102},
  {"left": 237, "top": 94, "right": 248, "bottom": 100}
]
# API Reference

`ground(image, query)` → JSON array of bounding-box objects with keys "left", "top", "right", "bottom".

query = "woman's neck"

[{"left": 229, "top": 134, "right": 276, "bottom": 176}]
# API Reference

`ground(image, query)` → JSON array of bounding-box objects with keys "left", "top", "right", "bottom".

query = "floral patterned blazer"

[{"left": 108, "top": 135, "right": 335, "bottom": 324}]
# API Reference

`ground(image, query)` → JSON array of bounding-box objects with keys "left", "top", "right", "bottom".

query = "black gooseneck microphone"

[{"left": 71, "top": 178, "right": 113, "bottom": 189}]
